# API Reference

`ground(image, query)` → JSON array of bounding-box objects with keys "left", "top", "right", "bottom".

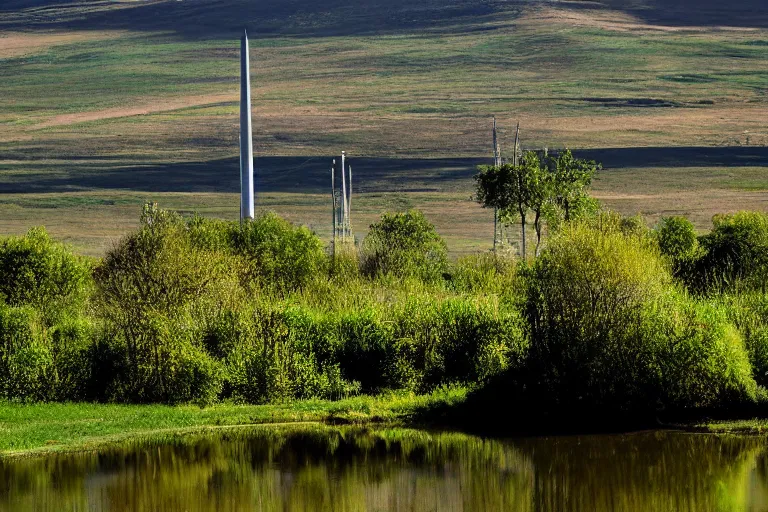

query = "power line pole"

[{"left": 239, "top": 29, "right": 254, "bottom": 221}]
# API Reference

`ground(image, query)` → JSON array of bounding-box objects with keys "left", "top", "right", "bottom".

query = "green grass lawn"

[{"left": 0, "top": 388, "right": 467, "bottom": 457}]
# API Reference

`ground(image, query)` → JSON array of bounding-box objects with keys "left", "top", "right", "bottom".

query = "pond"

[{"left": 1, "top": 425, "right": 767, "bottom": 511}]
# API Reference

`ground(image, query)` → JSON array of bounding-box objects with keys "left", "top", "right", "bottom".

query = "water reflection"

[{"left": 1, "top": 426, "right": 767, "bottom": 511}]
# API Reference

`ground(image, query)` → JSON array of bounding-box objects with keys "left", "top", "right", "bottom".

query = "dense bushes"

[
  {"left": 0, "top": 228, "right": 93, "bottom": 402},
  {"left": 362, "top": 210, "right": 448, "bottom": 281},
  {"left": 230, "top": 212, "right": 327, "bottom": 292},
  {"left": 518, "top": 220, "right": 757, "bottom": 415},
  {"left": 1, "top": 206, "right": 767, "bottom": 423},
  {"left": 694, "top": 212, "right": 768, "bottom": 292},
  {"left": 0, "top": 227, "right": 90, "bottom": 319}
]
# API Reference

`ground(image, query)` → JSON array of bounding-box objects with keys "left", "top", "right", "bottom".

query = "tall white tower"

[{"left": 240, "top": 30, "right": 254, "bottom": 221}]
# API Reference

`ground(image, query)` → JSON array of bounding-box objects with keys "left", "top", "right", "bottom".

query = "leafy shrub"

[
  {"left": 362, "top": 210, "right": 448, "bottom": 282},
  {"left": 94, "top": 205, "right": 232, "bottom": 404},
  {"left": 224, "top": 304, "right": 356, "bottom": 403},
  {"left": 231, "top": 212, "right": 326, "bottom": 293},
  {"left": 647, "top": 295, "right": 756, "bottom": 408},
  {"left": 448, "top": 252, "right": 519, "bottom": 296},
  {"left": 0, "top": 227, "right": 91, "bottom": 319},
  {"left": 104, "top": 313, "right": 224, "bottom": 405},
  {"left": 523, "top": 221, "right": 756, "bottom": 414},
  {"left": 336, "top": 306, "right": 397, "bottom": 392},
  {"left": 0, "top": 305, "right": 52, "bottom": 402},
  {"left": 525, "top": 222, "right": 668, "bottom": 409},
  {"left": 394, "top": 296, "right": 527, "bottom": 391},
  {"left": 696, "top": 211, "right": 768, "bottom": 292},
  {"left": 50, "top": 314, "right": 95, "bottom": 401},
  {"left": 186, "top": 215, "right": 236, "bottom": 252},
  {"left": 746, "top": 328, "right": 768, "bottom": 388},
  {"left": 657, "top": 216, "right": 698, "bottom": 261},
  {"left": 719, "top": 291, "right": 768, "bottom": 388}
]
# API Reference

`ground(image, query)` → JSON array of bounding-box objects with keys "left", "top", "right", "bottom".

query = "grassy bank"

[
  {"left": 3, "top": 204, "right": 768, "bottom": 441},
  {"left": 0, "top": 387, "right": 466, "bottom": 457}
]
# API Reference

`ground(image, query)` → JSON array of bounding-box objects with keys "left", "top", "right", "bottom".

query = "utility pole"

[
  {"left": 340, "top": 151, "right": 348, "bottom": 240},
  {"left": 347, "top": 165, "right": 352, "bottom": 239},
  {"left": 331, "top": 159, "right": 336, "bottom": 258},
  {"left": 513, "top": 122, "right": 520, "bottom": 167},
  {"left": 331, "top": 153, "right": 353, "bottom": 246},
  {"left": 492, "top": 116, "right": 502, "bottom": 250},
  {"left": 240, "top": 29, "right": 254, "bottom": 221}
]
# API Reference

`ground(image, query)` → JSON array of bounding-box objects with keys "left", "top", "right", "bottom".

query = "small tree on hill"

[
  {"left": 476, "top": 162, "right": 531, "bottom": 258},
  {"left": 551, "top": 149, "right": 600, "bottom": 224},
  {"left": 475, "top": 149, "right": 600, "bottom": 258}
]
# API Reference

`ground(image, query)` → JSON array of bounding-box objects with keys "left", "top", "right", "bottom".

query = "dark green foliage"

[
  {"left": 475, "top": 149, "right": 600, "bottom": 257},
  {"left": 719, "top": 292, "right": 768, "bottom": 388},
  {"left": 362, "top": 210, "right": 448, "bottom": 281},
  {"left": 647, "top": 297, "right": 756, "bottom": 408},
  {"left": 657, "top": 216, "right": 700, "bottom": 283},
  {"left": 747, "top": 327, "right": 768, "bottom": 387},
  {"left": 394, "top": 297, "right": 527, "bottom": 392},
  {"left": 231, "top": 212, "right": 327, "bottom": 293},
  {"left": 522, "top": 222, "right": 756, "bottom": 414},
  {"left": 657, "top": 216, "right": 698, "bottom": 261},
  {"left": 206, "top": 297, "right": 525, "bottom": 400},
  {"left": 335, "top": 307, "right": 393, "bottom": 392},
  {"left": 0, "top": 305, "right": 52, "bottom": 402},
  {"left": 550, "top": 149, "right": 600, "bottom": 224},
  {"left": 0, "top": 227, "right": 91, "bottom": 319},
  {"left": 0, "top": 304, "right": 97, "bottom": 403},
  {"left": 1, "top": 202, "right": 767, "bottom": 423},
  {"left": 695, "top": 212, "right": 768, "bottom": 292},
  {"left": 93, "top": 205, "right": 233, "bottom": 404},
  {"left": 222, "top": 304, "right": 355, "bottom": 403},
  {"left": 49, "top": 314, "right": 95, "bottom": 401}
]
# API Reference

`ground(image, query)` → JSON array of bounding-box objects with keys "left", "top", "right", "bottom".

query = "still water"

[{"left": 2, "top": 425, "right": 768, "bottom": 511}]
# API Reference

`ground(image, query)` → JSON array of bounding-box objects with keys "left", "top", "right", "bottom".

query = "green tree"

[
  {"left": 697, "top": 211, "right": 768, "bottom": 292},
  {"left": 521, "top": 151, "right": 553, "bottom": 257},
  {"left": 475, "top": 151, "right": 551, "bottom": 258},
  {"left": 476, "top": 149, "right": 600, "bottom": 258},
  {"left": 550, "top": 149, "right": 600, "bottom": 223},
  {"left": 94, "top": 204, "right": 231, "bottom": 403},
  {"left": 230, "top": 211, "right": 326, "bottom": 293},
  {"left": 0, "top": 227, "right": 91, "bottom": 321}
]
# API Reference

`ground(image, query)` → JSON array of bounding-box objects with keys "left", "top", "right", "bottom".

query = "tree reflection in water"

[{"left": 1, "top": 426, "right": 766, "bottom": 511}]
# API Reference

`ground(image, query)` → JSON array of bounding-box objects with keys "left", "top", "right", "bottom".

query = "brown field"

[{"left": 0, "top": 0, "right": 766, "bottom": 255}]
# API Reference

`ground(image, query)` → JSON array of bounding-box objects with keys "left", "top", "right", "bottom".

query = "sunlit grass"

[{"left": 0, "top": 386, "right": 468, "bottom": 456}]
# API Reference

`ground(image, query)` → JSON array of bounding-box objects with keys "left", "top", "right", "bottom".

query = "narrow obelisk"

[{"left": 240, "top": 29, "right": 255, "bottom": 221}]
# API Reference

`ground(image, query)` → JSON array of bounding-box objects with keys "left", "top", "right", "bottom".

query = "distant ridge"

[{"left": 1, "top": 0, "right": 766, "bottom": 36}]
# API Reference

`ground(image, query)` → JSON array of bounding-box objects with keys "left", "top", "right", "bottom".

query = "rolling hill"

[{"left": 0, "top": 0, "right": 766, "bottom": 254}]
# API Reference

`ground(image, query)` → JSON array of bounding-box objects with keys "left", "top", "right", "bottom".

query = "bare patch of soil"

[
  {"left": 0, "top": 30, "right": 123, "bottom": 58},
  {"left": 33, "top": 93, "right": 237, "bottom": 129},
  {"left": 518, "top": 5, "right": 761, "bottom": 33}
]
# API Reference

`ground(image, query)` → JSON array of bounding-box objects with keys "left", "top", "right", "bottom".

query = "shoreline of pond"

[{"left": 4, "top": 392, "right": 768, "bottom": 460}]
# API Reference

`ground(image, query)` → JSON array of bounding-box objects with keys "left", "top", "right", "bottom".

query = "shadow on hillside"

[
  {"left": 601, "top": 0, "right": 768, "bottom": 28},
  {"left": 0, "top": 156, "right": 488, "bottom": 194},
  {"left": 1, "top": 0, "right": 766, "bottom": 37},
  {"left": 0, "top": 0, "right": 515, "bottom": 39},
  {"left": 1, "top": 147, "right": 767, "bottom": 195}
]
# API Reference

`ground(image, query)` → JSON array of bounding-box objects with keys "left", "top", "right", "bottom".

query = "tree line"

[{"left": 0, "top": 159, "right": 767, "bottom": 427}]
